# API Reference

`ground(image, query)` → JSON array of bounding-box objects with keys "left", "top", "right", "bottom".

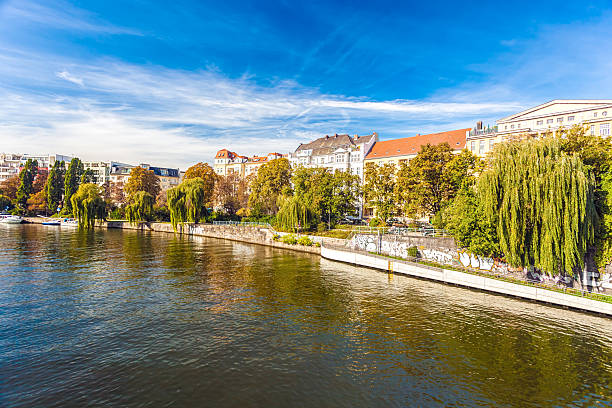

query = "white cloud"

[{"left": 56, "top": 71, "right": 84, "bottom": 87}]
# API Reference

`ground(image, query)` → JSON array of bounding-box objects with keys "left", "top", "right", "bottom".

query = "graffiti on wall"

[{"left": 458, "top": 251, "right": 494, "bottom": 271}]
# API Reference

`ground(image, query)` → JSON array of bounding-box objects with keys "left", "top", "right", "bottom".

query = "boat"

[
  {"left": 42, "top": 220, "right": 61, "bottom": 226},
  {"left": 61, "top": 218, "right": 79, "bottom": 228},
  {"left": 0, "top": 215, "right": 23, "bottom": 224}
]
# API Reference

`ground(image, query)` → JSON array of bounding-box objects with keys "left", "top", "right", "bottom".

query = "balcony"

[{"left": 468, "top": 126, "right": 498, "bottom": 137}]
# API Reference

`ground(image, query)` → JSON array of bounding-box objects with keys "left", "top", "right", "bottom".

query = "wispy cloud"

[
  {"left": 0, "top": 48, "right": 520, "bottom": 168},
  {"left": 0, "top": 0, "right": 142, "bottom": 35}
]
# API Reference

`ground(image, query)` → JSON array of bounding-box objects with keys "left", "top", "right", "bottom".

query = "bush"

[
  {"left": 314, "top": 242, "right": 321, "bottom": 247},
  {"left": 272, "top": 234, "right": 281, "bottom": 241},
  {"left": 153, "top": 205, "right": 170, "bottom": 222},
  {"left": 369, "top": 217, "right": 385, "bottom": 227},
  {"left": 297, "top": 236, "right": 313, "bottom": 246},
  {"left": 281, "top": 234, "right": 298, "bottom": 245},
  {"left": 108, "top": 206, "right": 125, "bottom": 220},
  {"left": 317, "top": 222, "right": 327, "bottom": 233},
  {"left": 407, "top": 246, "right": 419, "bottom": 258}
]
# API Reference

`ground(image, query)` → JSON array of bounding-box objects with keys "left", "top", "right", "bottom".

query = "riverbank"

[
  {"left": 23, "top": 217, "right": 612, "bottom": 316},
  {"left": 321, "top": 244, "right": 612, "bottom": 316}
]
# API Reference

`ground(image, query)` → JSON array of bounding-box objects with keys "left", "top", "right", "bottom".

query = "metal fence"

[
  {"left": 212, "top": 220, "right": 273, "bottom": 228},
  {"left": 353, "top": 225, "right": 450, "bottom": 237}
]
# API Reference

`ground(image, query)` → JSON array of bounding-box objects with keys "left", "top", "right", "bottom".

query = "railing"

[
  {"left": 212, "top": 220, "right": 274, "bottom": 228},
  {"left": 353, "top": 225, "right": 450, "bottom": 237},
  {"left": 468, "top": 126, "right": 498, "bottom": 137}
]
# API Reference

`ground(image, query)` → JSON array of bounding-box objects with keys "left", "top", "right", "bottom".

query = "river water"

[{"left": 0, "top": 225, "right": 611, "bottom": 407}]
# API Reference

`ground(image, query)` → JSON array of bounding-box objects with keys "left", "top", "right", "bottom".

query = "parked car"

[{"left": 343, "top": 216, "right": 364, "bottom": 225}]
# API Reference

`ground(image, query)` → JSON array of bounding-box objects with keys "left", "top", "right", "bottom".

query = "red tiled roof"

[
  {"left": 365, "top": 128, "right": 468, "bottom": 160},
  {"left": 215, "top": 149, "right": 239, "bottom": 159}
]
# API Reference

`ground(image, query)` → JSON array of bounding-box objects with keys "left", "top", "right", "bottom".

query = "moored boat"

[
  {"left": 61, "top": 218, "right": 79, "bottom": 227},
  {"left": 0, "top": 215, "right": 23, "bottom": 224}
]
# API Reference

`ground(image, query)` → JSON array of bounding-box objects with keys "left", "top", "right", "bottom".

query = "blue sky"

[{"left": 1, "top": 0, "right": 612, "bottom": 168}]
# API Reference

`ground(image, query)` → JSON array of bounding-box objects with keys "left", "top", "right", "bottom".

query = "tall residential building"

[
  {"left": 466, "top": 99, "right": 612, "bottom": 157},
  {"left": 213, "top": 150, "right": 284, "bottom": 177},
  {"left": 83, "top": 161, "right": 113, "bottom": 185},
  {"left": 287, "top": 133, "right": 378, "bottom": 179},
  {"left": 364, "top": 128, "right": 468, "bottom": 167},
  {"left": 0, "top": 153, "right": 23, "bottom": 182},
  {"left": 0, "top": 153, "right": 72, "bottom": 182}
]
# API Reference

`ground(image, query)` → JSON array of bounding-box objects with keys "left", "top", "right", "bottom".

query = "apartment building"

[
  {"left": 287, "top": 133, "right": 378, "bottom": 179},
  {"left": 0, "top": 153, "right": 72, "bottom": 182},
  {"left": 83, "top": 161, "right": 113, "bottom": 185},
  {"left": 466, "top": 99, "right": 612, "bottom": 156},
  {"left": 364, "top": 128, "right": 468, "bottom": 167},
  {"left": 140, "top": 164, "right": 181, "bottom": 191},
  {"left": 0, "top": 153, "right": 23, "bottom": 182},
  {"left": 213, "top": 150, "right": 284, "bottom": 177}
]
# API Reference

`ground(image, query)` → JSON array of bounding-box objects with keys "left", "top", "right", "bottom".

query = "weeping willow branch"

[
  {"left": 71, "top": 183, "right": 106, "bottom": 229},
  {"left": 275, "top": 195, "right": 315, "bottom": 232},
  {"left": 167, "top": 178, "right": 208, "bottom": 231},
  {"left": 479, "top": 138, "right": 597, "bottom": 276},
  {"left": 125, "top": 191, "right": 155, "bottom": 225}
]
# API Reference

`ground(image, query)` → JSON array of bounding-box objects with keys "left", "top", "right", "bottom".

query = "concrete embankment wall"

[{"left": 321, "top": 245, "right": 612, "bottom": 316}]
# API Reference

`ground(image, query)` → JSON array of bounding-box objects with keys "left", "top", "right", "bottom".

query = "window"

[
  {"left": 471, "top": 141, "right": 476, "bottom": 151},
  {"left": 604, "top": 111, "right": 608, "bottom": 117},
  {"left": 336, "top": 155, "right": 343, "bottom": 163},
  {"left": 600, "top": 123, "right": 610, "bottom": 136},
  {"left": 557, "top": 117, "right": 563, "bottom": 123},
  {"left": 479, "top": 140, "right": 485, "bottom": 152},
  {"left": 568, "top": 116, "right": 574, "bottom": 121},
  {"left": 517, "top": 123, "right": 521, "bottom": 128},
  {"left": 510, "top": 124, "right": 515, "bottom": 129},
  {"left": 536, "top": 120, "right": 543, "bottom": 125},
  {"left": 590, "top": 125, "right": 595, "bottom": 136},
  {"left": 594, "top": 112, "right": 598, "bottom": 117},
  {"left": 356, "top": 167, "right": 360, "bottom": 175},
  {"left": 504, "top": 125, "right": 507, "bottom": 130},
  {"left": 547, "top": 119, "right": 553, "bottom": 124},
  {"left": 489, "top": 140, "right": 494, "bottom": 150}
]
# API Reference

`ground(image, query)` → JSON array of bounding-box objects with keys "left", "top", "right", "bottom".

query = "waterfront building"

[
  {"left": 213, "top": 150, "right": 284, "bottom": 177},
  {"left": 83, "top": 161, "right": 113, "bottom": 185},
  {"left": 140, "top": 163, "right": 181, "bottom": 191},
  {"left": 0, "top": 153, "right": 72, "bottom": 182},
  {"left": 467, "top": 99, "right": 612, "bottom": 157},
  {"left": 364, "top": 128, "right": 468, "bottom": 167},
  {"left": 0, "top": 153, "right": 23, "bottom": 182},
  {"left": 287, "top": 133, "right": 378, "bottom": 180}
]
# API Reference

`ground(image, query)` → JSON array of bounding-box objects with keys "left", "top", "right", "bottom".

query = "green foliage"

[
  {"left": 80, "top": 168, "right": 95, "bottom": 184},
  {"left": 125, "top": 191, "right": 155, "bottom": 224},
  {"left": 317, "top": 222, "right": 327, "bottom": 233},
  {"left": 71, "top": 183, "right": 106, "bottom": 229},
  {"left": 369, "top": 217, "right": 385, "bottom": 227},
  {"left": 395, "top": 145, "right": 482, "bottom": 218},
  {"left": 280, "top": 234, "right": 298, "bottom": 245},
  {"left": 108, "top": 206, "right": 125, "bottom": 220},
  {"left": 297, "top": 236, "right": 314, "bottom": 246},
  {"left": 153, "top": 205, "right": 170, "bottom": 222},
  {"left": 46, "top": 160, "right": 65, "bottom": 213},
  {"left": 275, "top": 195, "right": 315, "bottom": 232},
  {"left": 407, "top": 246, "right": 419, "bottom": 258},
  {"left": 16, "top": 159, "right": 38, "bottom": 212},
  {"left": 364, "top": 162, "right": 396, "bottom": 221},
  {"left": 248, "top": 158, "right": 292, "bottom": 216},
  {"left": 272, "top": 234, "right": 281, "bottom": 242},
  {"left": 0, "top": 194, "right": 12, "bottom": 212},
  {"left": 124, "top": 167, "right": 161, "bottom": 198},
  {"left": 443, "top": 186, "right": 500, "bottom": 257},
  {"left": 479, "top": 137, "right": 597, "bottom": 276},
  {"left": 167, "top": 177, "right": 209, "bottom": 230},
  {"left": 291, "top": 167, "right": 361, "bottom": 226},
  {"left": 63, "top": 158, "right": 84, "bottom": 214}
]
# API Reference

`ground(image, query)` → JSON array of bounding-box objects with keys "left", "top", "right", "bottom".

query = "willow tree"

[
  {"left": 479, "top": 138, "right": 597, "bottom": 277},
  {"left": 125, "top": 191, "right": 155, "bottom": 224},
  {"left": 275, "top": 195, "right": 315, "bottom": 232},
  {"left": 167, "top": 177, "right": 208, "bottom": 230},
  {"left": 71, "top": 183, "right": 106, "bottom": 229}
]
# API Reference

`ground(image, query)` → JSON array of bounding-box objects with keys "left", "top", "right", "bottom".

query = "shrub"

[
  {"left": 108, "top": 206, "right": 125, "bottom": 220},
  {"left": 281, "top": 234, "right": 298, "bottom": 245},
  {"left": 297, "top": 236, "right": 313, "bottom": 246},
  {"left": 317, "top": 222, "right": 327, "bottom": 233},
  {"left": 369, "top": 217, "right": 385, "bottom": 227},
  {"left": 314, "top": 242, "right": 321, "bottom": 247},
  {"left": 272, "top": 234, "right": 281, "bottom": 241},
  {"left": 407, "top": 246, "right": 419, "bottom": 258}
]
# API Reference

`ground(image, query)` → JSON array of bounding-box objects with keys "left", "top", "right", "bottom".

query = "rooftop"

[
  {"left": 365, "top": 128, "right": 468, "bottom": 160},
  {"left": 294, "top": 133, "right": 377, "bottom": 156}
]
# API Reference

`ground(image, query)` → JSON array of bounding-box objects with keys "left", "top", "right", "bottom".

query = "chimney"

[
  {"left": 325, "top": 135, "right": 329, "bottom": 139},
  {"left": 476, "top": 121, "right": 483, "bottom": 130}
]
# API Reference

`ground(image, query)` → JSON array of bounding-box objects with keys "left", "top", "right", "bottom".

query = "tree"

[
  {"left": 443, "top": 186, "right": 499, "bottom": 257},
  {"left": 64, "top": 158, "right": 84, "bottom": 214},
  {"left": 27, "top": 190, "right": 48, "bottom": 214},
  {"left": 81, "top": 168, "right": 95, "bottom": 184},
  {"left": 395, "top": 144, "right": 480, "bottom": 218},
  {"left": 214, "top": 173, "right": 249, "bottom": 215},
  {"left": 16, "top": 159, "right": 38, "bottom": 212},
  {"left": 0, "top": 175, "right": 20, "bottom": 201},
  {"left": 71, "top": 183, "right": 106, "bottom": 229},
  {"left": 248, "top": 158, "right": 292, "bottom": 216},
  {"left": 0, "top": 195, "right": 12, "bottom": 212},
  {"left": 167, "top": 178, "right": 209, "bottom": 230},
  {"left": 363, "top": 162, "right": 396, "bottom": 222},
  {"left": 110, "top": 181, "right": 126, "bottom": 205},
  {"left": 276, "top": 195, "right": 315, "bottom": 232},
  {"left": 479, "top": 137, "right": 597, "bottom": 277},
  {"left": 124, "top": 166, "right": 161, "bottom": 199},
  {"left": 46, "top": 160, "right": 65, "bottom": 213},
  {"left": 125, "top": 191, "right": 155, "bottom": 224}
]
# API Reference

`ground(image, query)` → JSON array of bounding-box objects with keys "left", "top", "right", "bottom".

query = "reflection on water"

[{"left": 0, "top": 225, "right": 610, "bottom": 408}]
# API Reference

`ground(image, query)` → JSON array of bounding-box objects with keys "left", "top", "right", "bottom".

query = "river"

[{"left": 1, "top": 224, "right": 611, "bottom": 407}]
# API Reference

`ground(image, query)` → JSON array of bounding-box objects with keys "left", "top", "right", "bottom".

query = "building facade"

[
  {"left": 364, "top": 128, "right": 468, "bottom": 167},
  {"left": 287, "top": 133, "right": 378, "bottom": 180},
  {"left": 0, "top": 153, "right": 72, "bottom": 182},
  {"left": 140, "top": 164, "right": 181, "bottom": 191},
  {"left": 466, "top": 100, "right": 612, "bottom": 157},
  {"left": 213, "top": 150, "right": 284, "bottom": 177}
]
